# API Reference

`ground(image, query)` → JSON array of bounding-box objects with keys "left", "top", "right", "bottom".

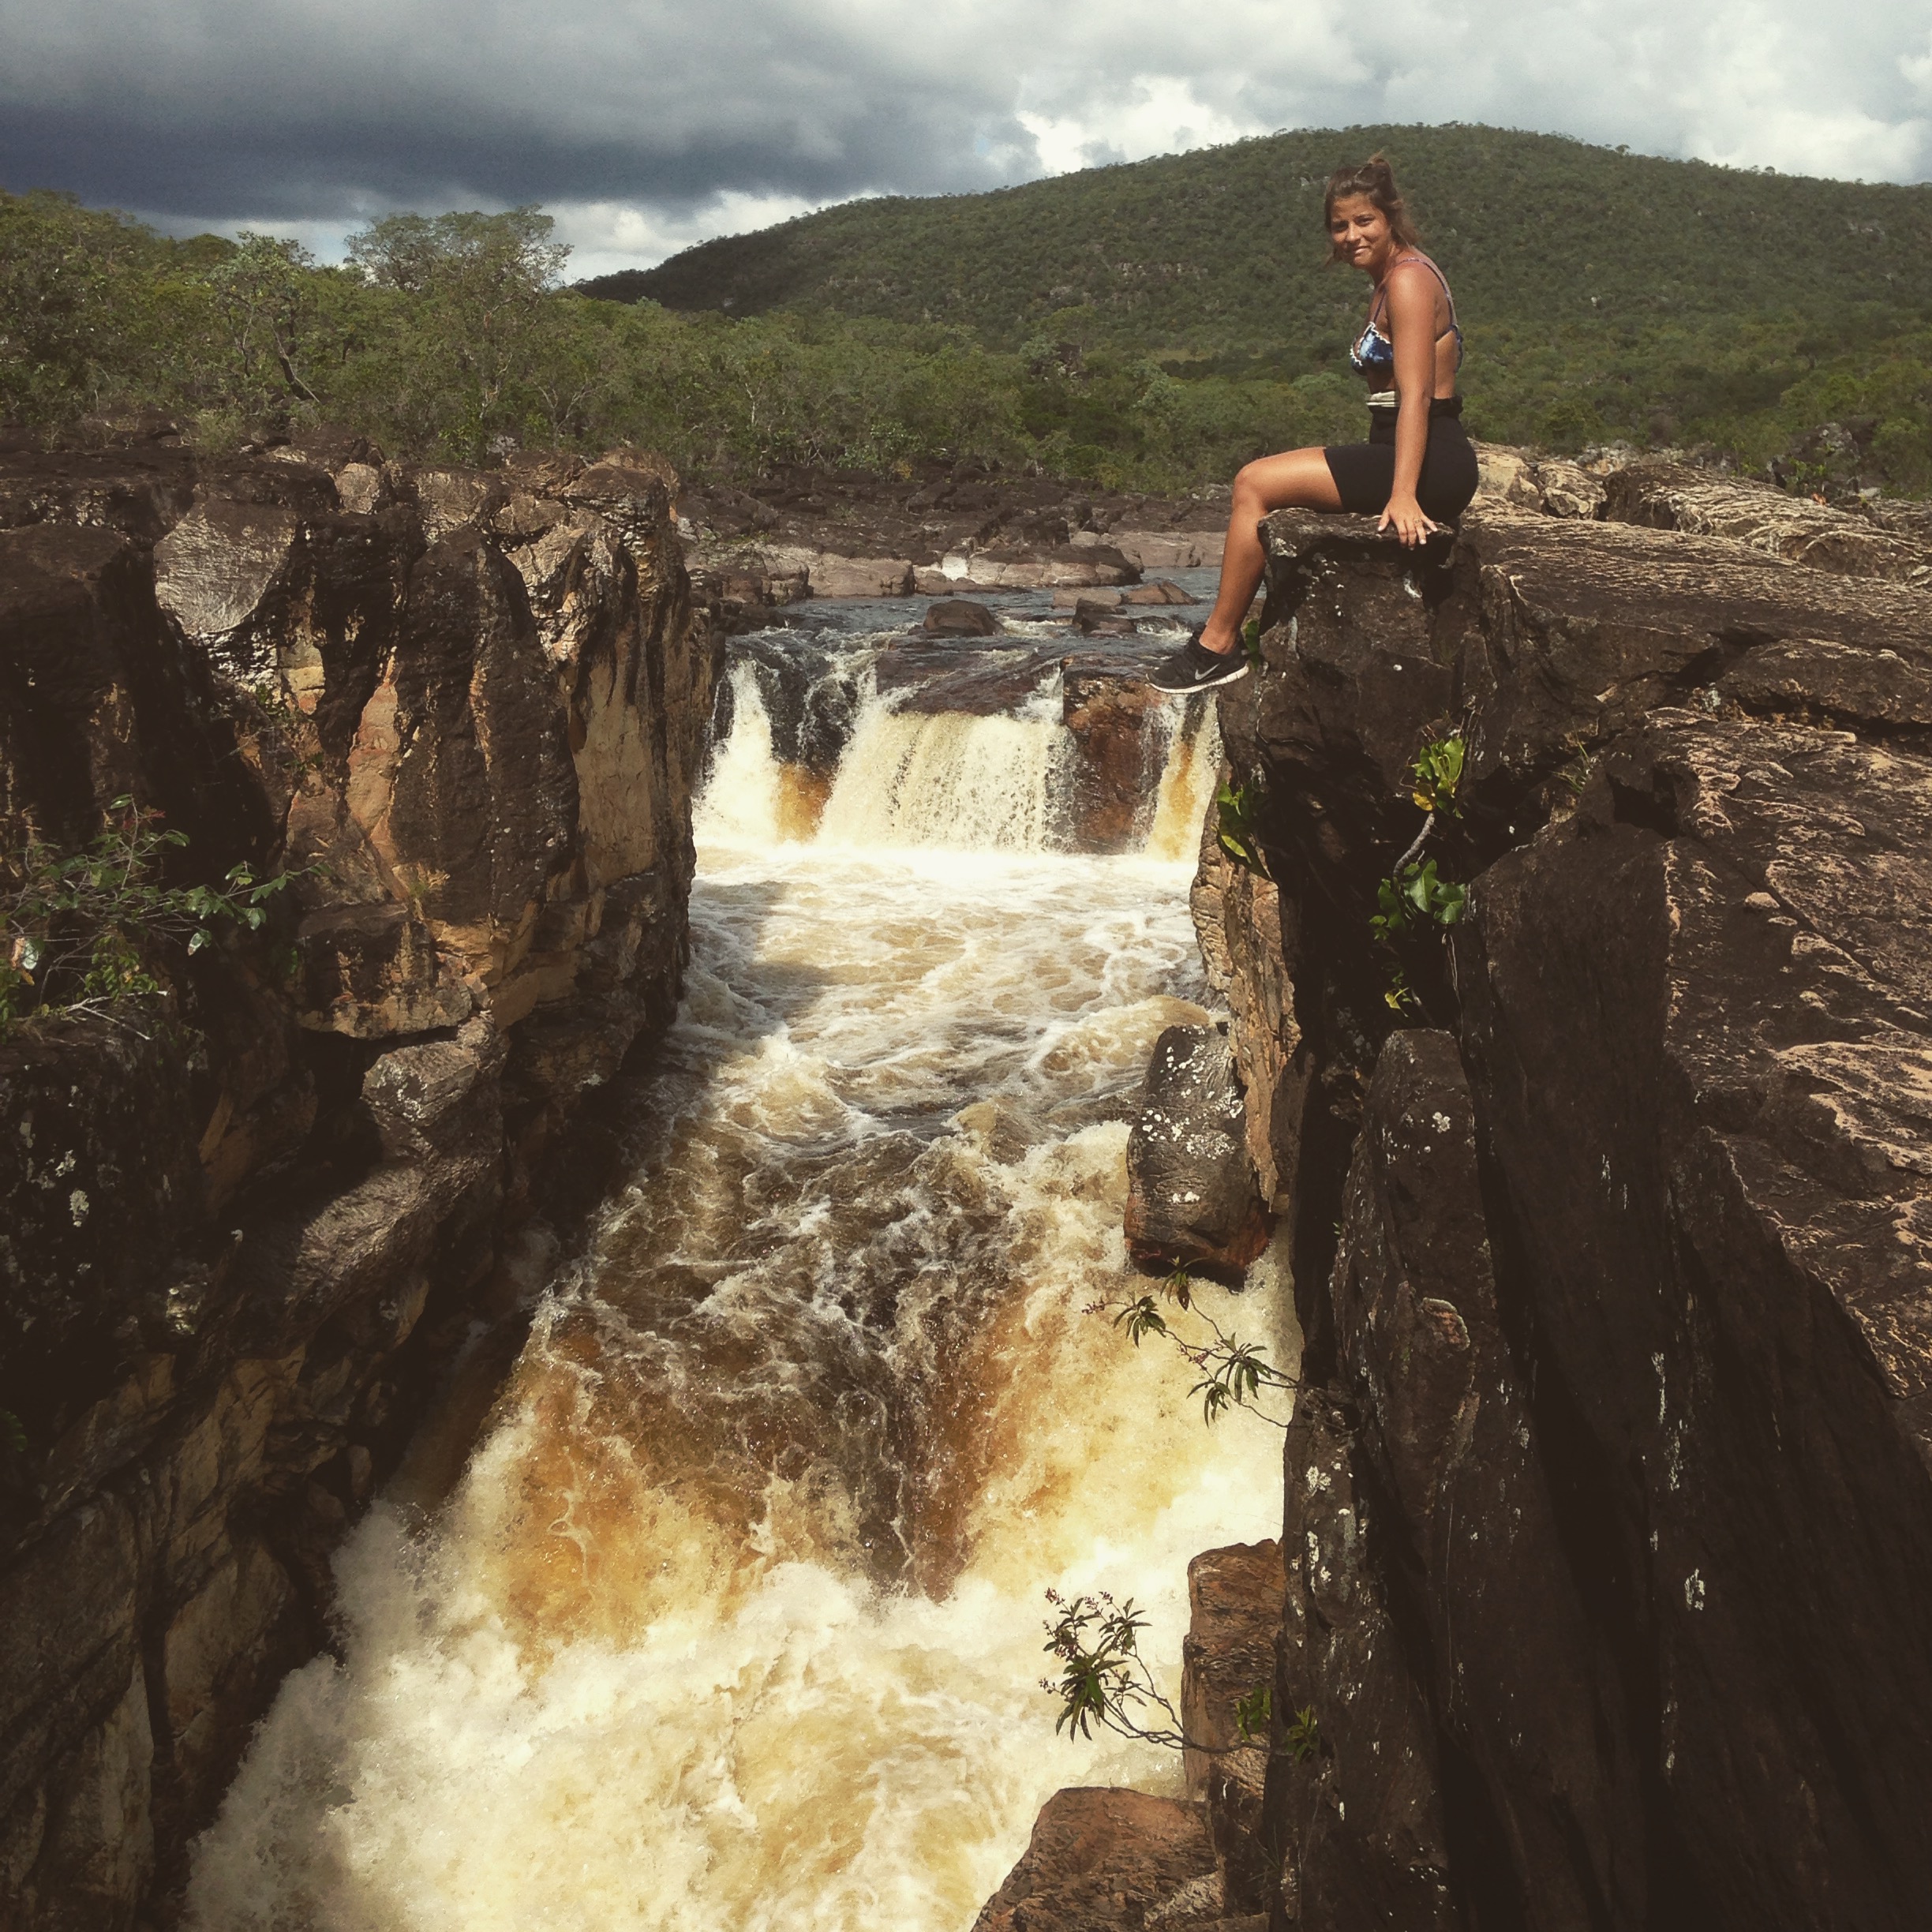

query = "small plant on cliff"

[
  {"left": 1, "top": 799, "right": 294, "bottom": 1038},
  {"left": 1042, "top": 1589, "right": 1192, "bottom": 1747},
  {"left": 0, "top": 1409, "right": 24, "bottom": 1455},
  {"left": 1111, "top": 1267, "right": 1299, "bottom": 1428},
  {"left": 1215, "top": 780, "right": 1269, "bottom": 877},
  {"left": 1235, "top": 1683, "right": 1271, "bottom": 1743},
  {"left": 1408, "top": 734, "right": 1466, "bottom": 818},
  {"left": 1241, "top": 612, "right": 1264, "bottom": 674},
  {"left": 1286, "top": 1704, "right": 1321, "bottom": 1762},
  {"left": 1370, "top": 732, "right": 1470, "bottom": 1012},
  {"left": 1369, "top": 859, "right": 1468, "bottom": 944}
]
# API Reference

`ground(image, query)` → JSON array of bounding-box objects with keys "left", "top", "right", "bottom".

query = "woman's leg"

[{"left": 1198, "top": 447, "right": 1342, "bottom": 653}]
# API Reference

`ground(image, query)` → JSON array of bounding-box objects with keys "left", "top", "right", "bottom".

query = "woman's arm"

[{"left": 1382, "top": 264, "right": 1440, "bottom": 547}]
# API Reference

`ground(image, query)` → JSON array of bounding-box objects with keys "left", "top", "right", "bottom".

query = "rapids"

[{"left": 185, "top": 601, "right": 1291, "bottom": 1932}]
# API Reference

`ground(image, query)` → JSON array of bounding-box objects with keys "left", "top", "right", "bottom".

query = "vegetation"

[
  {"left": 1042, "top": 1590, "right": 1195, "bottom": 1748},
  {"left": 1041, "top": 1588, "right": 1283, "bottom": 1762},
  {"left": 1040, "top": 1268, "right": 1304, "bottom": 1758},
  {"left": 7, "top": 119, "right": 1932, "bottom": 495},
  {"left": 1214, "top": 779, "right": 1269, "bottom": 876},
  {"left": 1371, "top": 734, "right": 1470, "bottom": 1012},
  {"left": 1113, "top": 1267, "right": 1299, "bottom": 1427},
  {"left": 597, "top": 123, "right": 1932, "bottom": 492},
  {"left": 0, "top": 799, "right": 292, "bottom": 1039}
]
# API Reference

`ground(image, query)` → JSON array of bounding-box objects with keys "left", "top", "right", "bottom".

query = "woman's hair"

[{"left": 1323, "top": 154, "right": 1425, "bottom": 260}]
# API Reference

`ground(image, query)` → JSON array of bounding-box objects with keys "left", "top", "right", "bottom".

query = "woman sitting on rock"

[{"left": 1151, "top": 155, "right": 1480, "bottom": 694}]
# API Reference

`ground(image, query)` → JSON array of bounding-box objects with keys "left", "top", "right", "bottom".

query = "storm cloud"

[{"left": 3, "top": 0, "right": 1929, "bottom": 272}]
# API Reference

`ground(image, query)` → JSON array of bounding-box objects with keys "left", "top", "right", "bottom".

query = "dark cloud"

[{"left": 2, "top": 0, "right": 1926, "bottom": 269}]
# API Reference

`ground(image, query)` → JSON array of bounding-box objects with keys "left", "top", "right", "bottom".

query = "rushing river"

[{"left": 185, "top": 594, "right": 1292, "bottom": 1932}]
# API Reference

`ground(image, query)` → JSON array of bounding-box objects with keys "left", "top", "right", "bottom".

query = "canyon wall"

[
  {"left": 0, "top": 432, "right": 721, "bottom": 1926},
  {"left": 985, "top": 463, "right": 1932, "bottom": 1930},
  {"left": 1200, "top": 475, "right": 1932, "bottom": 1929}
]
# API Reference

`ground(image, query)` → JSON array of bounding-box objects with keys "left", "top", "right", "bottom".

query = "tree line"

[{"left": 2, "top": 184, "right": 1927, "bottom": 496}]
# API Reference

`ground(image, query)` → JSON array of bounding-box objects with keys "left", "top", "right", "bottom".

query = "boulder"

[
  {"left": 1061, "top": 661, "right": 1165, "bottom": 852},
  {"left": 923, "top": 597, "right": 1001, "bottom": 635},
  {"left": 972, "top": 1788, "right": 1223, "bottom": 1932},
  {"left": 1123, "top": 578, "right": 1198, "bottom": 605},
  {"left": 1125, "top": 1024, "right": 1271, "bottom": 1271},
  {"left": 1053, "top": 586, "right": 1120, "bottom": 610},
  {"left": 1181, "top": 1541, "right": 1282, "bottom": 1917}
]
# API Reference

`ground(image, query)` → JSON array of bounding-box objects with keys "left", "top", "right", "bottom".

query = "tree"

[{"left": 343, "top": 208, "right": 573, "bottom": 460}]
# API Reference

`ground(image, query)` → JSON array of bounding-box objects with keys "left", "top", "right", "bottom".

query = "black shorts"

[{"left": 1324, "top": 400, "right": 1479, "bottom": 523}]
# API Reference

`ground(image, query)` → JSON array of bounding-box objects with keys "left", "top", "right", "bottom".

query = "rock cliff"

[
  {"left": 1203, "top": 496, "right": 1932, "bottom": 1929},
  {"left": 0, "top": 434, "right": 721, "bottom": 1925},
  {"left": 991, "top": 467, "right": 1932, "bottom": 1929}
]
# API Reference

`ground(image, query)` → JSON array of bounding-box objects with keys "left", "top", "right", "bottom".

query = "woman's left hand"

[{"left": 1378, "top": 493, "right": 1440, "bottom": 547}]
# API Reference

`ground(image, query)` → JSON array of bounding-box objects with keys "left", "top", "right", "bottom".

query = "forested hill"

[{"left": 584, "top": 125, "right": 1932, "bottom": 355}]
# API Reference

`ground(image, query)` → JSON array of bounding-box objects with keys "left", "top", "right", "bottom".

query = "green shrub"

[{"left": 2, "top": 799, "right": 293, "bottom": 1038}]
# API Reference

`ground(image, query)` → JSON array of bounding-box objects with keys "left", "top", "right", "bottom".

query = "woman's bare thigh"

[{"left": 1235, "top": 445, "right": 1343, "bottom": 512}]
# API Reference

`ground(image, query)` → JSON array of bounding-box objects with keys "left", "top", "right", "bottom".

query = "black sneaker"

[{"left": 1148, "top": 635, "right": 1249, "bottom": 694}]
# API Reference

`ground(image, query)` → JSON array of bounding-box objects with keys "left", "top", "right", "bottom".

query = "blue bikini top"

[{"left": 1350, "top": 254, "right": 1464, "bottom": 382}]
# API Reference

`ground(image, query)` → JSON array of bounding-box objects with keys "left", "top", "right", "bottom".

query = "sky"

[{"left": 3, "top": 0, "right": 1931, "bottom": 276}]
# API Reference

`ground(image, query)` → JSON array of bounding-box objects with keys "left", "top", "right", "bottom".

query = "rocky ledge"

[
  {"left": 0, "top": 433, "right": 721, "bottom": 1925},
  {"left": 1002, "top": 461, "right": 1932, "bottom": 1928},
  {"left": 677, "top": 463, "right": 1230, "bottom": 623}
]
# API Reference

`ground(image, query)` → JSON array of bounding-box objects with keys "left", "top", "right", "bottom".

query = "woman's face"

[{"left": 1328, "top": 194, "right": 1391, "bottom": 271}]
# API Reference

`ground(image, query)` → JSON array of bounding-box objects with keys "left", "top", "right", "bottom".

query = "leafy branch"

[
  {"left": 1372, "top": 733, "right": 1468, "bottom": 1012},
  {"left": 1111, "top": 1267, "right": 1298, "bottom": 1428},
  {"left": 2, "top": 799, "right": 295, "bottom": 1038},
  {"left": 1215, "top": 779, "right": 1269, "bottom": 877},
  {"left": 1041, "top": 1589, "right": 1276, "bottom": 1761},
  {"left": 1042, "top": 1589, "right": 1192, "bottom": 1747}
]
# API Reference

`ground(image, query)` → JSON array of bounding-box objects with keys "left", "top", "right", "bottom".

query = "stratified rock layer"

[{"left": 0, "top": 437, "right": 721, "bottom": 1926}]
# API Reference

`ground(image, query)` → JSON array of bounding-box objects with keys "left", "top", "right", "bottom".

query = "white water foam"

[{"left": 187, "top": 666, "right": 1267, "bottom": 1932}]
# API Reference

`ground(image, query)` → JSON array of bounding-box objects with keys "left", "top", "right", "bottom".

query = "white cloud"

[
  {"left": 5, "top": 0, "right": 1930, "bottom": 273},
  {"left": 552, "top": 193, "right": 837, "bottom": 281}
]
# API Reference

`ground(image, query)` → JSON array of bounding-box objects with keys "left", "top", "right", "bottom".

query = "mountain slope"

[{"left": 585, "top": 125, "right": 1932, "bottom": 355}]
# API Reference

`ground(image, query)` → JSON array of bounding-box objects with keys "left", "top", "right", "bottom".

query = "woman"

[{"left": 1150, "top": 155, "right": 1480, "bottom": 694}]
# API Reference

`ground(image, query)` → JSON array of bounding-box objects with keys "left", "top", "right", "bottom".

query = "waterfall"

[
  {"left": 1144, "top": 699, "right": 1222, "bottom": 864},
  {"left": 700, "top": 641, "right": 1215, "bottom": 861},
  {"left": 814, "top": 690, "right": 1073, "bottom": 854},
  {"left": 185, "top": 620, "right": 1271, "bottom": 1932}
]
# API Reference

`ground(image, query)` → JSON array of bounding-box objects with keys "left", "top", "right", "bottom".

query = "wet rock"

[
  {"left": 1182, "top": 1541, "right": 1282, "bottom": 1917},
  {"left": 727, "top": 638, "right": 862, "bottom": 775},
  {"left": 972, "top": 1788, "right": 1223, "bottom": 1932},
  {"left": 1072, "top": 597, "right": 1136, "bottom": 635},
  {"left": 1125, "top": 1024, "right": 1271, "bottom": 1271},
  {"left": 923, "top": 597, "right": 1002, "bottom": 635},
  {"left": 875, "top": 641, "right": 1062, "bottom": 717},
  {"left": 1060, "top": 661, "right": 1166, "bottom": 853},
  {"left": 1053, "top": 586, "right": 1120, "bottom": 610},
  {"left": 1123, "top": 579, "right": 1198, "bottom": 606}
]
